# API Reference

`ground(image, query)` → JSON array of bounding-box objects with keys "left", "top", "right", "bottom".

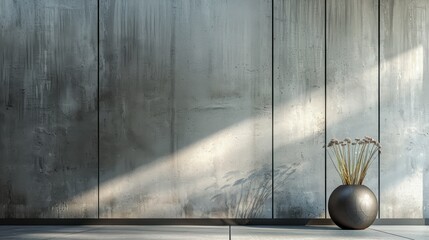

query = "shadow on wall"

[
  {"left": 210, "top": 163, "right": 299, "bottom": 218},
  {"left": 1, "top": 0, "right": 428, "bottom": 219},
  {"left": 93, "top": 0, "right": 428, "bottom": 219},
  {"left": 92, "top": 42, "right": 428, "bottom": 219}
]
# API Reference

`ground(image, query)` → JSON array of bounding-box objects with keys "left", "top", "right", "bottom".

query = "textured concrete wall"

[
  {"left": 326, "top": 0, "right": 379, "bottom": 216},
  {"left": 380, "top": 0, "right": 429, "bottom": 218},
  {"left": 0, "top": 0, "right": 98, "bottom": 218},
  {"left": 274, "top": 0, "right": 325, "bottom": 218},
  {"left": 99, "top": 0, "right": 272, "bottom": 218},
  {"left": 1, "top": 0, "right": 429, "bottom": 219}
]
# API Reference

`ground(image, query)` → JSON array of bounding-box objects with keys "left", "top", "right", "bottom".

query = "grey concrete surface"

[
  {"left": 99, "top": 0, "right": 272, "bottom": 218},
  {"left": 232, "top": 226, "right": 420, "bottom": 239},
  {"left": 371, "top": 226, "right": 429, "bottom": 240},
  {"left": 0, "top": 0, "right": 98, "bottom": 218},
  {"left": 0, "top": 226, "right": 96, "bottom": 240},
  {"left": 1, "top": 225, "right": 428, "bottom": 240},
  {"left": 0, "top": 226, "right": 229, "bottom": 240},
  {"left": 380, "top": 0, "right": 429, "bottom": 218},
  {"left": 273, "top": 0, "right": 326, "bottom": 218},
  {"left": 1, "top": 0, "right": 429, "bottom": 221}
]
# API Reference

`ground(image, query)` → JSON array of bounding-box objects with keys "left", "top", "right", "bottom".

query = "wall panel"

[
  {"left": 273, "top": 0, "right": 325, "bottom": 218},
  {"left": 0, "top": 0, "right": 98, "bottom": 218},
  {"left": 380, "top": 0, "right": 429, "bottom": 218},
  {"left": 326, "top": 0, "right": 379, "bottom": 215},
  {"left": 99, "top": 0, "right": 272, "bottom": 218}
]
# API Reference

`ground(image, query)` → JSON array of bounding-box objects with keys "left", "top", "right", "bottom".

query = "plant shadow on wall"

[
  {"left": 2, "top": 0, "right": 429, "bottom": 220},
  {"left": 209, "top": 163, "right": 299, "bottom": 218}
]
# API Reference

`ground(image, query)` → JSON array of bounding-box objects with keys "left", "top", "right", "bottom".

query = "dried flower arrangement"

[{"left": 325, "top": 136, "right": 381, "bottom": 185}]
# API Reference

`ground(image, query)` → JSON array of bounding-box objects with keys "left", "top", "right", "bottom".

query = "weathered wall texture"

[
  {"left": 0, "top": 0, "right": 98, "bottom": 218},
  {"left": 380, "top": 0, "right": 429, "bottom": 218},
  {"left": 326, "top": 0, "right": 379, "bottom": 216},
  {"left": 99, "top": 0, "right": 272, "bottom": 218},
  {"left": 1, "top": 0, "right": 429, "bottom": 219},
  {"left": 274, "top": 0, "right": 325, "bottom": 218}
]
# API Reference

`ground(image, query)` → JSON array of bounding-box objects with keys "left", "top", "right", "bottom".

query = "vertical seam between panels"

[
  {"left": 271, "top": 0, "right": 275, "bottom": 219},
  {"left": 97, "top": 0, "right": 100, "bottom": 219},
  {"left": 377, "top": 0, "right": 381, "bottom": 219},
  {"left": 324, "top": 0, "right": 328, "bottom": 219}
]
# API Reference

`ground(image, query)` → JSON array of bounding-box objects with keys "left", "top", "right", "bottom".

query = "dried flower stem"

[{"left": 325, "top": 136, "right": 381, "bottom": 185}]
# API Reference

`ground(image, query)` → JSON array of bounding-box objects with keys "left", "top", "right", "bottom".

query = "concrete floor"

[{"left": 0, "top": 225, "right": 427, "bottom": 240}]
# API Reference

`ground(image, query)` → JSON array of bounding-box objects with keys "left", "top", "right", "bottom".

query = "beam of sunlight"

[
  {"left": 380, "top": 44, "right": 426, "bottom": 218},
  {"left": 59, "top": 114, "right": 272, "bottom": 217},
  {"left": 49, "top": 44, "right": 426, "bottom": 218}
]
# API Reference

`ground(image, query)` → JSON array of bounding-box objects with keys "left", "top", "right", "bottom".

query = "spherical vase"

[{"left": 328, "top": 185, "right": 377, "bottom": 230}]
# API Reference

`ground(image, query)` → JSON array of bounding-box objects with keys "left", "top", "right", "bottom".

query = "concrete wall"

[
  {"left": 380, "top": 0, "right": 429, "bottom": 218},
  {"left": 1, "top": 0, "right": 429, "bottom": 219},
  {"left": 274, "top": 0, "right": 325, "bottom": 218},
  {"left": 0, "top": 0, "right": 98, "bottom": 218},
  {"left": 99, "top": 0, "right": 272, "bottom": 218}
]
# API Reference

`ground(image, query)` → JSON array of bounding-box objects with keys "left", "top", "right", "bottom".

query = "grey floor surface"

[{"left": 0, "top": 225, "right": 427, "bottom": 240}]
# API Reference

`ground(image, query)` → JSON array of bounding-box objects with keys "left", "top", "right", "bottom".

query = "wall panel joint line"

[
  {"left": 271, "top": 0, "right": 275, "bottom": 219},
  {"left": 377, "top": 0, "right": 381, "bottom": 219},
  {"left": 324, "top": 0, "right": 328, "bottom": 219},
  {"left": 97, "top": 0, "right": 100, "bottom": 219}
]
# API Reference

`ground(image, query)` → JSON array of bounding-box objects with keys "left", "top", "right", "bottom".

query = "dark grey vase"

[{"left": 328, "top": 185, "right": 377, "bottom": 230}]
